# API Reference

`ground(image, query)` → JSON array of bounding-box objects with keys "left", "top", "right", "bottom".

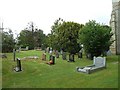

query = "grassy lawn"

[{"left": 2, "top": 50, "right": 118, "bottom": 88}]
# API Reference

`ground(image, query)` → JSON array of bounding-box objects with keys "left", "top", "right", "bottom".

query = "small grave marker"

[
  {"left": 14, "top": 58, "right": 22, "bottom": 72},
  {"left": 42, "top": 53, "right": 46, "bottom": 60}
]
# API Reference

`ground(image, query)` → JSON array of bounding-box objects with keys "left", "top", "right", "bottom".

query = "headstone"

[
  {"left": 93, "top": 56, "right": 106, "bottom": 67},
  {"left": 0, "top": 53, "right": 7, "bottom": 58},
  {"left": 48, "top": 55, "right": 55, "bottom": 65},
  {"left": 19, "top": 47, "right": 21, "bottom": 51},
  {"left": 62, "top": 52, "right": 66, "bottom": 60},
  {"left": 13, "top": 49, "right": 16, "bottom": 61},
  {"left": 55, "top": 50, "right": 59, "bottom": 58},
  {"left": 14, "top": 58, "right": 22, "bottom": 72},
  {"left": 86, "top": 53, "right": 93, "bottom": 60},
  {"left": 51, "top": 56, "right": 55, "bottom": 64},
  {"left": 49, "top": 55, "right": 53, "bottom": 61},
  {"left": 106, "top": 50, "right": 112, "bottom": 56},
  {"left": 49, "top": 50, "right": 52, "bottom": 55},
  {"left": 53, "top": 50, "right": 56, "bottom": 54},
  {"left": 42, "top": 53, "right": 46, "bottom": 60},
  {"left": 47, "top": 47, "right": 50, "bottom": 53},
  {"left": 26, "top": 46, "right": 29, "bottom": 50},
  {"left": 78, "top": 49, "right": 83, "bottom": 58},
  {"left": 68, "top": 54, "right": 75, "bottom": 62},
  {"left": 77, "top": 56, "right": 106, "bottom": 74}
]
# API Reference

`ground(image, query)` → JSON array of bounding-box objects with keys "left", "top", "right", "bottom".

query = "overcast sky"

[{"left": 0, "top": 0, "right": 112, "bottom": 37}]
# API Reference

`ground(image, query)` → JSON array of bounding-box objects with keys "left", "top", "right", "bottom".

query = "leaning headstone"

[
  {"left": 42, "top": 53, "right": 46, "bottom": 60},
  {"left": 62, "top": 52, "right": 66, "bottom": 60},
  {"left": 14, "top": 58, "right": 22, "bottom": 72},
  {"left": 68, "top": 54, "right": 75, "bottom": 62}
]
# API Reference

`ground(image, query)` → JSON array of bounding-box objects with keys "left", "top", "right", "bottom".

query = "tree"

[
  {"left": 50, "top": 18, "right": 83, "bottom": 54},
  {"left": 2, "top": 29, "right": 15, "bottom": 52},
  {"left": 18, "top": 30, "right": 33, "bottom": 49},
  {"left": 57, "top": 21, "right": 83, "bottom": 54},
  {"left": 50, "top": 18, "right": 64, "bottom": 51},
  {"left": 18, "top": 28, "right": 46, "bottom": 50},
  {"left": 34, "top": 29, "right": 46, "bottom": 49},
  {"left": 78, "top": 20, "right": 113, "bottom": 59}
]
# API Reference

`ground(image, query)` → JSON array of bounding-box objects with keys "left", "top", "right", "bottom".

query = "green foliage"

[
  {"left": 18, "top": 28, "right": 46, "bottom": 50},
  {"left": 1, "top": 30, "right": 15, "bottom": 53},
  {"left": 50, "top": 18, "right": 83, "bottom": 53},
  {"left": 78, "top": 20, "right": 113, "bottom": 59}
]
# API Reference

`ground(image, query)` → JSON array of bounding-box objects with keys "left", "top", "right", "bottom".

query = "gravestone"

[
  {"left": 55, "top": 50, "right": 59, "bottom": 58},
  {"left": 13, "top": 49, "right": 16, "bottom": 61},
  {"left": 86, "top": 53, "right": 93, "bottom": 60},
  {"left": 62, "top": 52, "right": 66, "bottom": 60},
  {"left": 68, "top": 54, "right": 75, "bottom": 62},
  {"left": 47, "top": 47, "right": 50, "bottom": 53},
  {"left": 42, "top": 53, "right": 46, "bottom": 60},
  {"left": 49, "top": 55, "right": 53, "bottom": 61},
  {"left": 78, "top": 49, "right": 83, "bottom": 58},
  {"left": 50, "top": 50, "right": 52, "bottom": 55},
  {"left": 76, "top": 56, "right": 106, "bottom": 74},
  {"left": 93, "top": 57, "right": 106, "bottom": 67},
  {"left": 0, "top": 53, "right": 7, "bottom": 58},
  {"left": 48, "top": 55, "right": 55, "bottom": 65},
  {"left": 106, "top": 50, "right": 112, "bottom": 56},
  {"left": 14, "top": 58, "right": 22, "bottom": 72}
]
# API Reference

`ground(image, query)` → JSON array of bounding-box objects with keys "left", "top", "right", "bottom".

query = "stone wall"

[{"left": 110, "top": 0, "right": 120, "bottom": 55}]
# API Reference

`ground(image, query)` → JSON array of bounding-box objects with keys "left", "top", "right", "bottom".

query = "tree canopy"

[
  {"left": 1, "top": 29, "right": 15, "bottom": 52},
  {"left": 50, "top": 18, "right": 83, "bottom": 54},
  {"left": 78, "top": 20, "right": 113, "bottom": 59}
]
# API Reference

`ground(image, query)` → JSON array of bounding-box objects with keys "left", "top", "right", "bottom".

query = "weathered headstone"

[
  {"left": 62, "top": 52, "right": 66, "bottom": 60},
  {"left": 106, "top": 50, "right": 112, "bottom": 56},
  {"left": 86, "top": 53, "right": 93, "bottom": 60},
  {"left": 13, "top": 49, "right": 16, "bottom": 61},
  {"left": 78, "top": 52, "right": 82, "bottom": 58},
  {"left": 78, "top": 49, "right": 83, "bottom": 58},
  {"left": 42, "top": 53, "right": 46, "bottom": 60},
  {"left": 68, "top": 54, "right": 75, "bottom": 62},
  {"left": 55, "top": 50, "right": 59, "bottom": 58},
  {"left": 0, "top": 53, "right": 7, "bottom": 58}
]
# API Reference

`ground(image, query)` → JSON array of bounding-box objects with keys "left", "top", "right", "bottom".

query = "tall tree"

[
  {"left": 18, "top": 28, "right": 46, "bottom": 50},
  {"left": 57, "top": 21, "right": 83, "bottom": 54},
  {"left": 50, "top": 18, "right": 83, "bottom": 53},
  {"left": 78, "top": 20, "right": 113, "bottom": 59},
  {"left": 50, "top": 18, "right": 64, "bottom": 51},
  {"left": 2, "top": 29, "right": 15, "bottom": 52}
]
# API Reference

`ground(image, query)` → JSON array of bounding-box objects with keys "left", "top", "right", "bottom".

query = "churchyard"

[{"left": 2, "top": 50, "right": 118, "bottom": 88}]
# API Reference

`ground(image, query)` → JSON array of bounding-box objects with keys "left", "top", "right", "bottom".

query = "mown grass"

[{"left": 2, "top": 50, "right": 119, "bottom": 88}]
